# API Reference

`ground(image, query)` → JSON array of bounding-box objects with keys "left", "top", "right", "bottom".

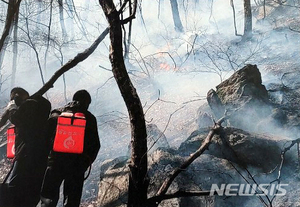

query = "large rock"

[
  {"left": 207, "top": 64, "right": 273, "bottom": 132},
  {"left": 96, "top": 126, "right": 299, "bottom": 207},
  {"left": 97, "top": 141, "right": 298, "bottom": 207},
  {"left": 204, "top": 64, "right": 300, "bottom": 137},
  {"left": 216, "top": 64, "right": 269, "bottom": 105},
  {"left": 266, "top": 80, "right": 300, "bottom": 136},
  {"left": 178, "top": 127, "right": 289, "bottom": 172},
  {"left": 97, "top": 149, "right": 231, "bottom": 207}
]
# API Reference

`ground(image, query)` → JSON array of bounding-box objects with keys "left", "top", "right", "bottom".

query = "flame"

[{"left": 159, "top": 63, "right": 171, "bottom": 71}]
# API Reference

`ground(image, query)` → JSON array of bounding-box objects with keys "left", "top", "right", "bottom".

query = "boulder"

[
  {"left": 97, "top": 136, "right": 298, "bottom": 207},
  {"left": 207, "top": 64, "right": 273, "bottom": 132},
  {"left": 97, "top": 160, "right": 129, "bottom": 207},
  {"left": 97, "top": 149, "right": 229, "bottom": 207},
  {"left": 266, "top": 81, "right": 300, "bottom": 136},
  {"left": 216, "top": 64, "right": 269, "bottom": 105},
  {"left": 178, "top": 127, "right": 289, "bottom": 172}
]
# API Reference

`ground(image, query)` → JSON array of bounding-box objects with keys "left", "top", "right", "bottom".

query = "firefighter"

[
  {"left": 4, "top": 87, "right": 51, "bottom": 207},
  {"left": 40, "top": 90, "right": 100, "bottom": 207}
]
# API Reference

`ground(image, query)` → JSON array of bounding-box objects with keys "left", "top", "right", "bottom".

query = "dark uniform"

[
  {"left": 40, "top": 99, "right": 100, "bottom": 207},
  {"left": 7, "top": 94, "right": 51, "bottom": 207}
]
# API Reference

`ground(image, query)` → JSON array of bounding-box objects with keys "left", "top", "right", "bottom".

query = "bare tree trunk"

[
  {"left": 99, "top": 1, "right": 149, "bottom": 207},
  {"left": 36, "top": 0, "right": 43, "bottom": 31},
  {"left": 0, "top": 0, "right": 21, "bottom": 93},
  {"left": 0, "top": 0, "right": 21, "bottom": 53},
  {"left": 230, "top": 0, "right": 242, "bottom": 37},
  {"left": 43, "top": 0, "right": 54, "bottom": 77},
  {"left": 263, "top": 0, "right": 266, "bottom": 19},
  {"left": 67, "top": 0, "right": 88, "bottom": 39},
  {"left": 58, "top": 0, "right": 68, "bottom": 42},
  {"left": 0, "top": 0, "right": 21, "bottom": 73},
  {"left": 243, "top": 0, "right": 252, "bottom": 39},
  {"left": 124, "top": 2, "right": 133, "bottom": 60},
  {"left": 23, "top": 16, "right": 45, "bottom": 85},
  {"left": 11, "top": 1, "right": 19, "bottom": 88},
  {"left": 65, "top": 0, "right": 74, "bottom": 38},
  {"left": 169, "top": 0, "right": 183, "bottom": 32}
]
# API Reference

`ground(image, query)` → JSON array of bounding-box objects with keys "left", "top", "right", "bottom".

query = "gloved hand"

[{"left": 6, "top": 100, "right": 17, "bottom": 111}]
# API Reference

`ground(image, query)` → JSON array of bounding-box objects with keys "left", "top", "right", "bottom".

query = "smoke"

[{"left": 0, "top": 0, "right": 299, "bottom": 205}]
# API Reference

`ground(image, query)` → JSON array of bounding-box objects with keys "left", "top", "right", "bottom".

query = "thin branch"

[
  {"left": 218, "top": 126, "right": 274, "bottom": 206},
  {"left": 24, "top": 17, "right": 45, "bottom": 85},
  {"left": 43, "top": 0, "right": 54, "bottom": 72},
  {"left": 119, "top": 0, "right": 130, "bottom": 13},
  {"left": 270, "top": 138, "right": 300, "bottom": 203},
  {"left": 32, "top": 27, "right": 109, "bottom": 96},
  {"left": 226, "top": 160, "right": 269, "bottom": 207},
  {"left": 179, "top": 34, "right": 198, "bottom": 68},
  {"left": 154, "top": 116, "right": 227, "bottom": 203},
  {"left": 120, "top": 0, "right": 137, "bottom": 24},
  {"left": 146, "top": 105, "right": 185, "bottom": 154},
  {"left": 289, "top": 26, "right": 300, "bottom": 33},
  {"left": 99, "top": 64, "right": 112, "bottom": 71},
  {"left": 131, "top": 43, "right": 150, "bottom": 77},
  {"left": 0, "top": 0, "right": 21, "bottom": 53},
  {"left": 144, "top": 52, "right": 177, "bottom": 71},
  {"left": 0, "top": 0, "right": 9, "bottom": 5}
]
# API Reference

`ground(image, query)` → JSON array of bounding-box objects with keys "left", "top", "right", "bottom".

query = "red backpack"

[
  {"left": 6, "top": 126, "right": 15, "bottom": 159},
  {"left": 53, "top": 112, "right": 86, "bottom": 154}
]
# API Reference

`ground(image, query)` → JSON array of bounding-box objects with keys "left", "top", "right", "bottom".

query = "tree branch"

[
  {"left": 0, "top": 0, "right": 22, "bottom": 53},
  {"left": 119, "top": 0, "right": 137, "bottom": 24},
  {"left": 32, "top": 27, "right": 109, "bottom": 96},
  {"left": 154, "top": 116, "right": 226, "bottom": 203}
]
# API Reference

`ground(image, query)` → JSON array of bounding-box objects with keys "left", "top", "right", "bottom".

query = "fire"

[{"left": 159, "top": 63, "right": 171, "bottom": 71}]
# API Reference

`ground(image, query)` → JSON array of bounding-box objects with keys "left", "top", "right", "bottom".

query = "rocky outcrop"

[
  {"left": 215, "top": 64, "right": 269, "bottom": 105},
  {"left": 204, "top": 64, "right": 300, "bottom": 137},
  {"left": 178, "top": 127, "right": 288, "bottom": 172},
  {"left": 96, "top": 64, "right": 300, "bottom": 207},
  {"left": 97, "top": 126, "right": 297, "bottom": 207},
  {"left": 266, "top": 75, "right": 300, "bottom": 135},
  {"left": 207, "top": 64, "right": 274, "bottom": 132}
]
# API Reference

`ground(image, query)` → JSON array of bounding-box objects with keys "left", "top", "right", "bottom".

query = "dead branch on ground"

[
  {"left": 270, "top": 138, "right": 300, "bottom": 203},
  {"left": 148, "top": 116, "right": 226, "bottom": 205}
]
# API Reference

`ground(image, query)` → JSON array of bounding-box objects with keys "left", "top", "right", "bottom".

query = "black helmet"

[
  {"left": 72, "top": 90, "right": 91, "bottom": 110},
  {"left": 10, "top": 87, "right": 29, "bottom": 101}
]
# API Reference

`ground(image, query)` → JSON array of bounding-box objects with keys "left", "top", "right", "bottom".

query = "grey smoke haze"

[
  {"left": 0, "top": 0, "right": 299, "bottom": 204},
  {"left": 0, "top": 0, "right": 298, "bottom": 158}
]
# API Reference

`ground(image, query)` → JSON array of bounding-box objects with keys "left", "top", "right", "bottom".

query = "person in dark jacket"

[
  {"left": 40, "top": 89, "right": 100, "bottom": 207},
  {"left": 4, "top": 87, "right": 51, "bottom": 207}
]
